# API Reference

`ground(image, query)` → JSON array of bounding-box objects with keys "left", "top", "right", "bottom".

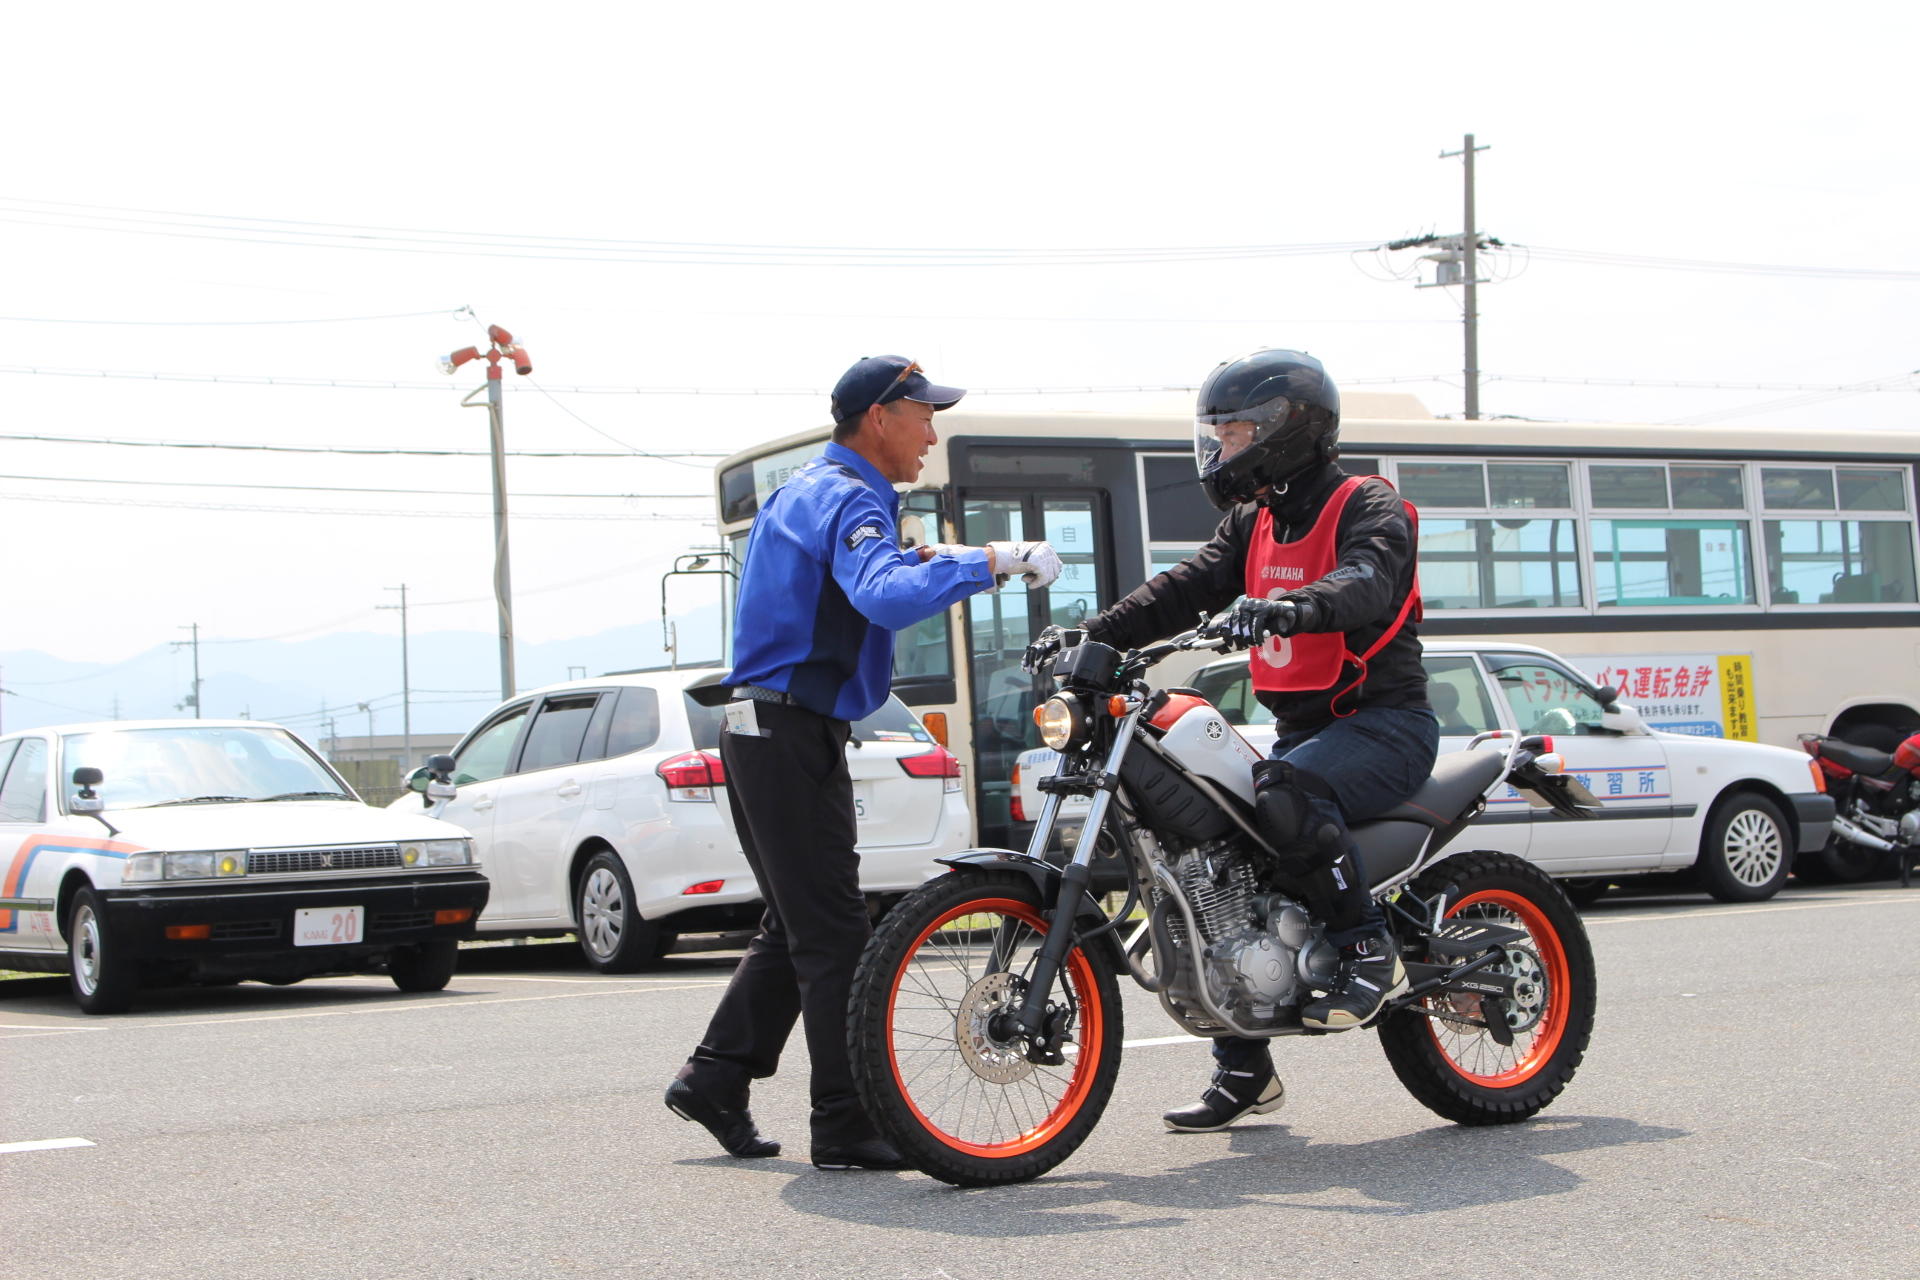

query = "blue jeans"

[{"left": 1213, "top": 704, "right": 1439, "bottom": 1073}]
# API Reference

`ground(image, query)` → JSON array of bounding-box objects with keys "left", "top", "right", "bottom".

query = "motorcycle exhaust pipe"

[{"left": 1831, "top": 812, "right": 1898, "bottom": 853}]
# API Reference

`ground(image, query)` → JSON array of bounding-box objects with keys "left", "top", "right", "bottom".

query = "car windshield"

[{"left": 60, "top": 726, "right": 351, "bottom": 811}]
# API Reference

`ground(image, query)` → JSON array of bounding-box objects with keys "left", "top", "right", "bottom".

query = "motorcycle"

[
  {"left": 847, "top": 622, "right": 1601, "bottom": 1186},
  {"left": 1798, "top": 731, "right": 1920, "bottom": 887}
]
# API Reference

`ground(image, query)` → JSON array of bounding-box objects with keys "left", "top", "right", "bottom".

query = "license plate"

[{"left": 293, "top": 906, "right": 364, "bottom": 947}]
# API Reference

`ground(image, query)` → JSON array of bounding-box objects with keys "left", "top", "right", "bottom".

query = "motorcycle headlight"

[{"left": 1035, "top": 695, "right": 1089, "bottom": 752}]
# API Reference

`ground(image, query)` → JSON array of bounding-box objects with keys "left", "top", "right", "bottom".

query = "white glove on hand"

[{"left": 986, "top": 540, "right": 1063, "bottom": 589}]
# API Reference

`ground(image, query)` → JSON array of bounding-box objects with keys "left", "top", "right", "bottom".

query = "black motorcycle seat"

[
  {"left": 1376, "top": 750, "right": 1505, "bottom": 828},
  {"left": 1821, "top": 739, "right": 1894, "bottom": 776}
]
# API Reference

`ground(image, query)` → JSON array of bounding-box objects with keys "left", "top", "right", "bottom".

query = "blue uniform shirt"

[{"left": 725, "top": 441, "right": 992, "bottom": 721}]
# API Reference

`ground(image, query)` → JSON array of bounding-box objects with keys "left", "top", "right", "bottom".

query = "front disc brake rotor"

[{"left": 954, "top": 970, "right": 1035, "bottom": 1085}]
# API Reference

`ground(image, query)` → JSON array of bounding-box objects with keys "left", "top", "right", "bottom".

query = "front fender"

[{"left": 933, "top": 849, "right": 1128, "bottom": 970}]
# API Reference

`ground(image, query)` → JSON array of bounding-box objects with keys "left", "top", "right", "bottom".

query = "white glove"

[{"left": 986, "top": 540, "right": 1063, "bottom": 589}]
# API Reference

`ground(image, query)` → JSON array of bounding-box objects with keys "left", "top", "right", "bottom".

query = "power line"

[
  {"left": 0, "top": 430, "right": 724, "bottom": 459},
  {"left": 0, "top": 306, "right": 469, "bottom": 327},
  {"left": 0, "top": 490, "right": 717, "bottom": 521},
  {"left": 1515, "top": 243, "right": 1920, "bottom": 283},
  {"left": 0, "top": 470, "right": 709, "bottom": 500},
  {"left": 0, "top": 198, "right": 1372, "bottom": 267}
]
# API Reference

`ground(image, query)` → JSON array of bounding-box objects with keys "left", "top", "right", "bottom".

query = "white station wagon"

[
  {"left": 397, "top": 667, "right": 972, "bottom": 970},
  {"left": 1015, "top": 641, "right": 1834, "bottom": 905},
  {"left": 0, "top": 721, "right": 487, "bottom": 1013}
]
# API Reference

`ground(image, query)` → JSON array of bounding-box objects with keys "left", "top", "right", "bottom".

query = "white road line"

[
  {"left": 0, "top": 980, "right": 730, "bottom": 1035},
  {"left": 0, "top": 1137, "right": 94, "bottom": 1154},
  {"left": 1586, "top": 893, "right": 1920, "bottom": 926}
]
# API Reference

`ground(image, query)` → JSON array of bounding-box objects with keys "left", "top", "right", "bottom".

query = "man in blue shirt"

[{"left": 666, "top": 355, "right": 1062, "bottom": 1171}]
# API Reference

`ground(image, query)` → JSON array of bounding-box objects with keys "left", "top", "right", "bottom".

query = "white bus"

[{"left": 714, "top": 397, "right": 1920, "bottom": 847}]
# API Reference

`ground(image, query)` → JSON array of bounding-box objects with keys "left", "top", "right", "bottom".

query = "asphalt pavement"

[{"left": 3, "top": 881, "right": 1917, "bottom": 1280}]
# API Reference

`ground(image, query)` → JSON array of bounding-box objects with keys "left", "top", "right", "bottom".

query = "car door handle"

[
  {"left": 556, "top": 782, "right": 583, "bottom": 798},
  {"left": 471, "top": 797, "right": 494, "bottom": 812}
]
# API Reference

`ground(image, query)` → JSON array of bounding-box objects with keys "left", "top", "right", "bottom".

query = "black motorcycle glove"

[{"left": 1216, "top": 595, "right": 1315, "bottom": 650}]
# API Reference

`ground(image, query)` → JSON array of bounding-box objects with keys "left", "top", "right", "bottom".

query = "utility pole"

[
  {"left": 1389, "top": 135, "right": 1498, "bottom": 420},
  {"left": 172, "top": 623, "right": 203, "bottom": 718},
  {"left": 1442, "top": 134, "right": 1492, "bottom": 420},
  {"left": 441, "top": 323, "right": 534, "bottom": 702},
  {"left": 379, "top": 584, "right": 412, "bottom": 768}
]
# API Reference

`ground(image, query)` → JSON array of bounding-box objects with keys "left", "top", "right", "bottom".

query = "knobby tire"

[
  {"left": 1378, "top": 851, "right": 1596, "bottom": 1125},
  {"left": 847, "top": 870, "right": 1123, "bottom": 1186}
]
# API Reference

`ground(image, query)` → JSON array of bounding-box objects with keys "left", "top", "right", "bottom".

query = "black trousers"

[{"left": 683, "top": 701, "right": 874, "bottom": 1144}]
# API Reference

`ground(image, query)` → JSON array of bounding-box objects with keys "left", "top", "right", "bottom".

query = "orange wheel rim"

[
  {"left": 884, "top": 896, "right": 1104, "bottom": 1157},
  {"left": 1428, "top": 888, "right": 1570, "bottom": 1087}
]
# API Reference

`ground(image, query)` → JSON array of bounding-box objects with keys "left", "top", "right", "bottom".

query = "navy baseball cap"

[{"left": 830, "top": 355, "right": 966, "bottom": 422}]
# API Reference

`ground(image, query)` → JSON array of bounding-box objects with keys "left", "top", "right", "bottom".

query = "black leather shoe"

[
  {"left": 665, "top": 1079, "right": 781, "bottom": 1158},
  {"left": 1162, "top": 1067, "right": 1285, "bottom": 1132},
  {"left": 810, "top": 1137, "right": 908, "bottom": 1171}
]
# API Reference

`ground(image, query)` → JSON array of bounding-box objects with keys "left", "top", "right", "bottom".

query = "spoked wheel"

[
  {"left": 1379, "top": 852, "right": 1596, "bottom": 1125},
  {"left": 848, "top": 870, "right": 1122, "bottom": 1186}
]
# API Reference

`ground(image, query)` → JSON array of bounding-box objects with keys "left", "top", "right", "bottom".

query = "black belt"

[{"left": 733, "top": 685, "right": 800, "bottom": 707}]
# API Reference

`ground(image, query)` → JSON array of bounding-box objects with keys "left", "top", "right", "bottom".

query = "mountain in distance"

[{"left": 0, "top": 603, "right": 725, "bottom": 738}]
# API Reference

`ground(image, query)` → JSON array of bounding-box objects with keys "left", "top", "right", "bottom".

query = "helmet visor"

[{"left": 1193, "top": 397, "right": 1293, "bottom": 478}]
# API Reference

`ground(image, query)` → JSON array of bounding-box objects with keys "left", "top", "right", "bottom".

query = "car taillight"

[
  {"left": 1010, "top": 763, "right": 1026, "bottom": 823},
  {"left": 900, "top": 744, "right": 963, "bottom": 794},
  {"left": 657, "top": 750, "right": 726, "bottom": 802}
]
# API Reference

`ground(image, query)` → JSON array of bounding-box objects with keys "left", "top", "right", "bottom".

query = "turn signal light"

[
  {"left": 165, "top": 924, "right": 211, "bottom": 940},
  {"left": 433, "top": 908, "right": 473, "bottom": 925},
  {"left": 921, "top": 712, "right": 949, "bottom": 747},
  {"left": 1107, "top": 696, "right": 1128, "bottom": 717},
  {"left": 1010, "top": 763, "right": 1026, "bottom": 823},
  {"left": 1809, "top": 759, "right": 1827, "bottom": 794}
]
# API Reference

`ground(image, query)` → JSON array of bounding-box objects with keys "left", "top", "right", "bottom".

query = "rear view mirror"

[
  {"left": 1601, "top": 701, "right": 1645, "bottom": 734},
  {"left": 71, "top": 766, "right": 106, "bottom": 814}
]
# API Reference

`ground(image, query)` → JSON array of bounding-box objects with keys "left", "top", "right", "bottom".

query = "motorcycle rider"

[{"left": 1025, "top": 348, "right": 1439, "bottom": 1132}]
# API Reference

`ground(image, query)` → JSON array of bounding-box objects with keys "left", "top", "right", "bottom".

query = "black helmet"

[{"left": 1193, "top": 349, "right": 1340, "bottom": 510}]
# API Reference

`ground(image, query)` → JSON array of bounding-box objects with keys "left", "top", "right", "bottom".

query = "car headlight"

[
  {"left": 124, "top": 853, "right": 164, "bottom": 882},
  {"left": 402, "top": 839, "right": 473, "bottom": 867},
  {"left": 1035, "top": 694, "right": 1089, "bottom": 752}
]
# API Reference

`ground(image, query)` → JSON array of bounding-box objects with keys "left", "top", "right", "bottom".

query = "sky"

[{"left": 3, "top": 1, "right": 1915, "bottom": 696}]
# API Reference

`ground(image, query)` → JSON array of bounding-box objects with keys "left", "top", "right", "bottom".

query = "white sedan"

[
  {"left": 0, "top": 720, "right": 486, "bottom": 1012},
  {"left": 1014, "top": 641, "right": 1833, "bottom": 904},
  {"left": 397, "top": 668, "right": 972, "bottom": 970}
]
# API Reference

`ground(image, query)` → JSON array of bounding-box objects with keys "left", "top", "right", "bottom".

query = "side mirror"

[
  {"left": 1592, "top": 684, "right": 1621, "bottom": 709},
  {"left": 423, "top": 754, "right": 458, "bottom": 803},
  {"left": 71, "top": 766, "right": 106, "bottom": 814},
  {"left": 1601, "top": 700, "right": 1645, "bottom": 734},
  {"left": 405, "top": 765, "right": 433, "bottom": 795}
]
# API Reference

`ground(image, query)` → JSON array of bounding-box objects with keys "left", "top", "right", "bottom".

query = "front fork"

[{"left": 995, "top": 712, "right": 1139, "bottom": 1056}]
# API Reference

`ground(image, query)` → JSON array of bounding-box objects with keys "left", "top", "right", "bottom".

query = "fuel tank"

[{"left": 1152, "top": 698, "right": 1262, "bottom": 806}]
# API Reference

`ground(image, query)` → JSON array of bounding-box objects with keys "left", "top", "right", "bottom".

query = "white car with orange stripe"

[
  {"left": 0, "top": 720, "right": 487, "bottom": 1013},
  {"left": 1014, "top": 641, "right": 1832, "bottom": 905}
]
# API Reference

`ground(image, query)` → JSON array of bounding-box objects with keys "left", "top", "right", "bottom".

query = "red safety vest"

[{"left": 1245, "top": 476, "right": 1421, "bottom": 712}]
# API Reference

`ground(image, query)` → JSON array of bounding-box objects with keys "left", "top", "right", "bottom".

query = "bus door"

[{"left": 959, "top": 492, "right": 1108, "bottom": 848}]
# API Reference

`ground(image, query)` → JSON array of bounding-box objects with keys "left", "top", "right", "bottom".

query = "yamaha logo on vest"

[{"left": 1258, "top": 565, "right": 1306, "bottom": 582}]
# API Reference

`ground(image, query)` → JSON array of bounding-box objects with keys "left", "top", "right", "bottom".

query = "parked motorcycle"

[
  {"left": 1798, "top": 732, "right": 1920, "bottom": 887},
  {"left": 847, "top": 623, "right": 1600, "bottom": 1186}
]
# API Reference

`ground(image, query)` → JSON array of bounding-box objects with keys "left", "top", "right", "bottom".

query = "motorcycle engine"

[{"left": 1162, "top": 842, "right": 1321, "bottom": 1031}]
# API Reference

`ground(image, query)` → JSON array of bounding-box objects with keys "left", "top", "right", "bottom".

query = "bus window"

[
  {"left": 1767, "top": 519, "right": 1919, "bottom": 605},
  {"left": 1418, "top": 517, "right": 1583, "bottom": 609},
  {"left": 1591, "top": 520, "right": 1755, "bottom": 606}
]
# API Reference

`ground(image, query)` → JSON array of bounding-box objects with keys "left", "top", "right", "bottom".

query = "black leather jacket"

[{"left": 1084, "top": 462, "right": 1429, "bottom": 733}]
